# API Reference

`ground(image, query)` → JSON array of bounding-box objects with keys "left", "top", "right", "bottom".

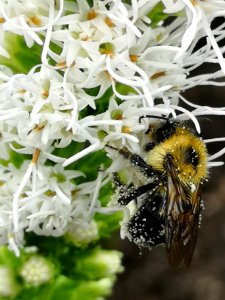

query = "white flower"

[
  {"left": 0, "top": 0, "right": 225, "bottom": 256},
  {"left": 0, "top": 266, "right": 19, "bottom": 297},
  {"left": 1, "top": 0, "right": 64, "bottom": 47},
  {"left": 81, "top": 249, "right": 124, "bottom": 277},
  {"left": 67, "top": 220, "right": 99, "bottom": 246},
  {"left": 20, "top": 256, "right": 54, "bottom": 286},
  {"left": 0, "top": 156, "right": 110, "bottom": 254}
]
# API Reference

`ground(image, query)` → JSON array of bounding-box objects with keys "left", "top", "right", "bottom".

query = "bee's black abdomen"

[{"left": 128, "top": 193, "right": 165, "bottom": 247}]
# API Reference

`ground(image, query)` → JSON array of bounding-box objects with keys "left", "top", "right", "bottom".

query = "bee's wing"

[{"left": 165, "top": 165, "right": 202, "bottom": 268}]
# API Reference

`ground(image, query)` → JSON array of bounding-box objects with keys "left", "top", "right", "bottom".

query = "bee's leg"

[
  {"left": 106, "top": 145, "right": 154, "bottom": 177},
  {"left": 117, "top": 180, "right": 160, "bottom": 205},
  {"left": 119, "top": 148, "right": 154, "bottom": 177},
  {"left": 112, "top": 173, "right": 126, "bottom": 188},
  {"left": 112, "top": 173, "right": 139, "bottom": 207}
]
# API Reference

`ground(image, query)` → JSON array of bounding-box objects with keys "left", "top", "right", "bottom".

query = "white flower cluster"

[
  {"left": 0, "top": 266, "right": 19, "bottom": 297},
  {"left": 20, "top": 255, "right": 54, "bottom": 286},
  {"left": 0, "top": 159, "right": 108, "bottom": 255},
  {"left": 0, "top": 0, "right": 225, "bottom": 254}
]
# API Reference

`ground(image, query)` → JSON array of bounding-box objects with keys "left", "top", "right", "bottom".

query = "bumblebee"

[{"left": 109, "top": 116, "right": 208, "bottom": 268}]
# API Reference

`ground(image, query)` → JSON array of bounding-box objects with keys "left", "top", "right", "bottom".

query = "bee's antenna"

[
  {"left": 139, "top": 115, "right": 170, "bottom": 123},
  {"left": 105, "top": 144, "right": 118, "bottom": 151}
]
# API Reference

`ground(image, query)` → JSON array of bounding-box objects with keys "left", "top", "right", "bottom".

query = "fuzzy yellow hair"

[{"left": 146, "top": 127, "right": 208, "bottom": 186}]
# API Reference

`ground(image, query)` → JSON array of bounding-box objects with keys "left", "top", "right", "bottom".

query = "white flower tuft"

[
  {"left": 0, "top": 266, "right": 19, "bottom": 297},
  {"left": 0, "top": 0, "right": 225, "bottom": 254},
  {"left": 20, "top": 256, "right": 54, "bottom": 286}
]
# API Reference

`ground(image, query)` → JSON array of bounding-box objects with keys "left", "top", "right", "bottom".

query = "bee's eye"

[{"left": 183, "top": 147, "right": 199, "bottom": 167}]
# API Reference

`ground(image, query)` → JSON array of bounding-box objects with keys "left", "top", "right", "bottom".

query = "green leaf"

[
  {"left": 13, "top": 284, "right": 54, "bottom": 300},
  {"left": 86, "top": 0, "right": 93, "bottom": 7},
  {"left": 147, "top": 3, "right": 170, "bottom": 28},
  {"left": 53, "top": 144, "right": 111, "bottom": 183},
  {"left": 51, "top": 276, "right": 113, "bottom": 300},
  {"left": 96, "top": 212, "right": 122, "bottom": 240},
  {"left": 8, "top": 149, "right": 31, "bottom": 169},
  {"left": 95, "top": 182, "right": 122, "bottom": 239},
  {"left": 80, "top": 87, "right": 113, "bottom": 119},
  {"left": 74, "top": 248, "right": 123, "bottom": 280},
  {"left": 0, "top": 247, "right": 23, "bottom": 269},
  {"left": 0, "top": 33, "right": 42, "bottom": 74},
  {"left": 115, "top": 82, "right": 136, "bottom": 97}
]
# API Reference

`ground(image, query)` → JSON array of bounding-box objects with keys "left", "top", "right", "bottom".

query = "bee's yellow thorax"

[{"left": 146, "top": 127, "right": 208, "bottom": 185}]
